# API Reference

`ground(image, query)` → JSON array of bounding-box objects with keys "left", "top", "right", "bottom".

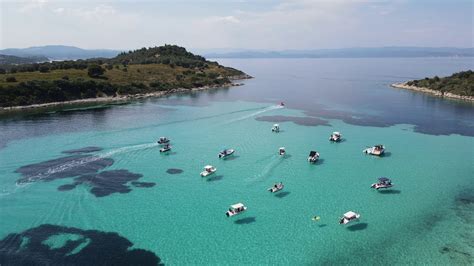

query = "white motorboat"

[
  {"left": 272, "top": 124, "right": 280, "bottom": 133},
  {"left": 339, "top": 211, "right": 361, "bottom": 225},
  {"left": 159, "top": 144, "right": 172, "bottom": 153},
  {"left": 329, "top": 132, "right": 342, "bottom": 142},
  {"left": 226, "top": 203, "right": 247, "bottom": 217},
  {"left": 200, "top": 165, "right": 217, "bottom": 177},
  {"left": 308, "top": 150, "right": 320, "bottom": 163},
  {"left": 218, "top": 148, "right": 235, "bottom": 159},
  {"left": 279, "top": 147, "right": 286, "bottom": 156},
  {"left": 371, "top": 177, "right": 394, "bottom": 190},
  {"left": 363, "top": 145, "right": 385, "bottom": 156},
  {"left": 268, "top": 182, "right": 284, "bottom": 193},
  {"left": 157, "top": 137, "right": 170, "bottom": 145}
]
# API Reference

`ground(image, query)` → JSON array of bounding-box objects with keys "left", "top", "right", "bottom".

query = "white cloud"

[
  {"left": 52, "top": 7, "right": 64, "bottom": 14},
  {"left": 18, "top": 0, "right": 48, "bottom": 13}
]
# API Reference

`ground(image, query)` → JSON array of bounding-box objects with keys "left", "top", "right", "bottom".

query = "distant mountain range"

[
  {"left": 203, "top": 47, "right": 474, "bottom": 58},
  {"left": 0, "top": 54, "right": 48, "bottom": 65},
  {"left": 1, "top": 46, "right": 472, "bottom": 64},
  {"left": 0, "top": 45, "right": 121, "bottom": 61}
]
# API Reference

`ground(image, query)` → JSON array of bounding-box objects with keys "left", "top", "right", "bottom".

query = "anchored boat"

[
  {"left": 363, "top": 145, "right": 385, "bottom": 156},
  {"left": 159, "top": 144, "right": 172, "bottom": 153},
  {"left": 268, "top": 182, "right": 284, "bottom": 193},
  {"left": 329, "top": 132, "right": 342, "bottom": 142},
  {"left": 218, "top": 148, "right": 235, "bottom": 159},
  {"left": 157, "top": 137, "right": 170, "bottom": 145},
  {"left": 200, "top": 165, "right": 217, "bottom": 177},
  {"left": 226, "top": 203, "right": 247, "bottom": 217},
  {"left": 371, "top": 177, "right": 393, "bottom": 190},
  {"left": 308, "top": 151, "right": 320, "bottom": 163},
  {"left": 279, "top": 147, "right": 286, "bottom": 156},
  {"left": 339, "top": 211, "right": 361, "bottom": 225},
  {"left": 272, "top": 124, "right": 280, "bottom": 133}
]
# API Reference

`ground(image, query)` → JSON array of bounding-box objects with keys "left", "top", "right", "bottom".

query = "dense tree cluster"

[
  {"left": 111, "top": 45, "right": 213, "bottom": 68},
  {"left": 407, "top": 70, "right": 474, "bottom": 96}
]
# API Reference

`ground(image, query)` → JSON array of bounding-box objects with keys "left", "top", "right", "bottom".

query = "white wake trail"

[
  {"left": 16, "top": 142, "right": 158, "bottom": 186},
  {"left": 224, "top": 105, "right": 284, "bottom": 124}
]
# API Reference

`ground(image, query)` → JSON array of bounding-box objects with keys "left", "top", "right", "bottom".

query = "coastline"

[
  {"left": 0, "top": 75, "right": 251, "bottom": 113},
  {"left": 391, "top": 82, "right": 474, "bottom": 102}
]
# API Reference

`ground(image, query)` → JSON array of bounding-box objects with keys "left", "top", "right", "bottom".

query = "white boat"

[
  {"left": 363, "top": 145, "right": 385, "bottom": 156},
  {"left": 339, "top": 211, "right": 361, "bottom": 225},
  {"left": 200, "top": 165, "right": 217, "bottom": 177},
  {"left": 218, "top": 148, "right": 235, "bottom": 159},
  {"left": 159, "top": 144, "right": 172, "bottom": 153},
  {"left": 272, "top": 124, "right": 280, "bottom": 133},
  {"left": 226, "top": 203, "right": 247, "bottom": 217},
  {"left": 371, "top": 177, "right": 394, "bottom": 190},
  {"left": 329, "top": 132, "right": 342, "bottom": 142},
  {"left": 157, "top": 137, "right": 170, "bottom": 145},
  {"left": 308, "top": 151, "right": 320, "bottom": 163},
  {"left": 268, "top": 182, "right": 284, "bottom": 193},
  {"left": 279, "top": 147, "right": 286, "bottom": 156}
]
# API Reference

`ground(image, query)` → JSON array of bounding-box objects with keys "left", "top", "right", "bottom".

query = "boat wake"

[
  {"left": 246, "top": 154, "right": 284, "bottom": 183},
  {"left": 14, "top": 142, "right": 159, "bottom": 188},
  {"left": 225, "top": 105, "right": 284, "bottom": 124}
]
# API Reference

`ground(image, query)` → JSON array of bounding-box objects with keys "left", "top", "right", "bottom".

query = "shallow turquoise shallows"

[{"left": 0, "top": 58, "right": 473, "bottom": 265}]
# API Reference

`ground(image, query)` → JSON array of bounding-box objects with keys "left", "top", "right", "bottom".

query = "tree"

[
  {"left": 6, "top": 76, "right": 17, "bottom": 82},
  {"left": 39, "top": 65, "right": 50, "bottom": 73},
  {"left": 0, "top": 68, "right": 6, "bottom": 74},
  {"left": 87, "top": 64, "right": 105, "bottom": 78}
]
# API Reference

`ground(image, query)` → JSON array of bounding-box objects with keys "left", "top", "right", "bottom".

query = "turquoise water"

[{"left": 0, "top": 58, "right": 473, "bottom": 264}]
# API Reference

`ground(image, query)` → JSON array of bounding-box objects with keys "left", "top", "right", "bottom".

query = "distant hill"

[
  {"left": 0, "top": 54, "right": 48, "bottom": 65},
  {"left": 204, "top": 47, "right": 474, "bottom": 58},
  {"left": 0, "top": 45, "right": 121, "bottom": 60}
]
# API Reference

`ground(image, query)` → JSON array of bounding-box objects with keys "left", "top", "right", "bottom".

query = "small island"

[
  {"left": 0, "top": 45, "right": 251, "bottom": 111},
  {"left": 391, "top": 70, "right": 474, "bottom": 101}
]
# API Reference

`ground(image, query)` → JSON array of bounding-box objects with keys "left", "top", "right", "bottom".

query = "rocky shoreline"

[
  {"left": 391, "top": 82, "right": 474, "bottom": 102},
  {"left": 0, "top": 75, "right": 251, "bottom": 113}
]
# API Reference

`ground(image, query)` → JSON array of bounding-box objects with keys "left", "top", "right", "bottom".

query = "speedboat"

[
  {"left": 159, "top": 144, "right": 172, "bottom": 153},
  {"left": 280, "top": 102, "right": 285, "bottom": 106},
  {"left": 218, "top": 148, "right": 235, "bottom": 159},
  {"left": 279, "top": 147, "right": 286, "bottom": 156},
  {"left": 200, "top": 165, "right": 217, "bottom": 177},
  {"left": 157, "top": 137, "right": 170, "bottom": 145},
  {"left": 268, "top": 182, "right": 284, "bottom": 193},
  {"left": 272, "top": 124, "right": 280, "bottom": 132},
  {"left": 329, "top": 132, "right": 342, "bottom": 142},
  {"left": 226, "top": 203, "right": 247, "bottom": 217},
  {"left": 371, "top": 177, "right": 393, "bottom": 189},
  {"left": 308, "top": 151, "right": 320, "bottom": 163},
  {"left": 339, "top": 211, "right": 361, "bottom": 225},
  {"left": 363, "top": 145, "right": 385, "bottom": 156}
]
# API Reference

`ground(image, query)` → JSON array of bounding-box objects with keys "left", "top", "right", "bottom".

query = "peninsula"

[
  {"left": 391, "top": 70, "right": 474, "bottom": 101},
  {"left": 0, "top": 45, "right": 251, "bottom": 111}
]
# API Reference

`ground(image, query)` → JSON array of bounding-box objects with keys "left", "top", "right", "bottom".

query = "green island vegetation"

[
  {"left": 406, "top": 70, "right": 474, "bottom": 97},
  {"left": 0, "top": 45, "right": 248, "bottom": 108}
]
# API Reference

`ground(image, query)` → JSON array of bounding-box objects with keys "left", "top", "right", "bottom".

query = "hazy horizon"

[{"left": 1, "top": 0, "right": 472, "bottom": 50}]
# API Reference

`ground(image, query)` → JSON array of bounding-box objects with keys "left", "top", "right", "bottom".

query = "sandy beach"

[{"left": 391, "top": 82, "right": 474, "bottom": 102}]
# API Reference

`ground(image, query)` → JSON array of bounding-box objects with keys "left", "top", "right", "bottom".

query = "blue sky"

[{"left": 1, "top": 0, "right": 472, "bottom": 50}]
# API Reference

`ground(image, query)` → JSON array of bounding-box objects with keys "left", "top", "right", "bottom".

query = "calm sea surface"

[{"left": 0, "top": 58, "right": 473, "bottom": 265}]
